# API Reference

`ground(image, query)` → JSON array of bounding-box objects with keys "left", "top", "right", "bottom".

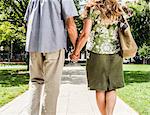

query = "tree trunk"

[
  {"left": 10, "top": 41, "right": 13, "bottom": 62},
  {"left": 143, "top": 58, "right": 147, "bottom": 64}
]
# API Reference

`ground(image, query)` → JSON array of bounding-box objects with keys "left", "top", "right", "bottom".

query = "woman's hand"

[{"left": 70, "top": 52, "right": 80, "bottom": 62}]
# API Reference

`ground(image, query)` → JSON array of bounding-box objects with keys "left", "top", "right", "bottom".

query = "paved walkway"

[{"left": 0, "top": 65, "right": 139, "bottom": 115}]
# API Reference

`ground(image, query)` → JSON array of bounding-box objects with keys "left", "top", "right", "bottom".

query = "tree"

[
  {"left": 0, "top": 21, "right": 26, "bottom": 61},
  {"left": 138, "top": 43, "right": 150, "bottom": 64},
  {"left": 0, "top": 22, "right": 25, "bottom": 43},
  {"left": 0, "top": 0, "right": 28, "bottom": 27},
  {"left": 126, "top": 0, "right": 150, "bottom": 64},
  {"left": 127, "top": 1, "right": 150, "bottom": 47},
  {"left": 0, "top": 0, "right": 28, "bottom": 61}
]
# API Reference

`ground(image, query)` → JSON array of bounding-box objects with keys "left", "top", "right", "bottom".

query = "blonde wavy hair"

[{"left": 83, "top": 0, "right": 123, "bottom": 21}]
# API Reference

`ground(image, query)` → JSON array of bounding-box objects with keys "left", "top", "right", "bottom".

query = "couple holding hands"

[{"left": 25, "top": 0, "right": 126, "bottom": 115}]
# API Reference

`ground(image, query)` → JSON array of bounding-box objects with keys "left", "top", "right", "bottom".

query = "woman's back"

[{"left": 84, "top": 0, "right": 124, "bottom": 54}]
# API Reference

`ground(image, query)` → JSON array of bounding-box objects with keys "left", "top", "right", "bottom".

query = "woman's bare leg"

[
  {"left": 96, "top": 91, "right": 106, "bottom": 115},
  {"left": 105, "top": 90, "right": 116, "bottom": 115}
]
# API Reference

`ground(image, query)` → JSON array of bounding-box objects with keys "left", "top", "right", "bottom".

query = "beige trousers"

[{"left": 28, "top": 49, "right": 65, "bottom": 115}]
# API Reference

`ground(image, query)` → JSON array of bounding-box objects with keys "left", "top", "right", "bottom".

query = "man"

[{"left": 24, "top": 0, "right": 78, "bottom": 115}]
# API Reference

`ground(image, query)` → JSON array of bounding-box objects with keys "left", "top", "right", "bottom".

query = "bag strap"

[{"left": 119, "top": 14, "right": 128, "bottom": 31}]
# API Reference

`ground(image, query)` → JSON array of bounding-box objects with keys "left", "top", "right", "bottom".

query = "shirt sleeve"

[{"left": 61, "top": 0, "right": 78, "bottom": 20}]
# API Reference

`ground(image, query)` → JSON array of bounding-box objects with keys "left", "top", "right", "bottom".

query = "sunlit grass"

[
  {"left": 0, "top": 69, "right": 29, "bottom": 107},
  {"left": 117, "top": 64, "right": 150, "bottom": 115}
]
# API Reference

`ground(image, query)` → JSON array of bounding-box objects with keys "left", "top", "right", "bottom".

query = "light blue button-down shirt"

[{"left": 25, "top": 0, "right": 78, "bottom": 52}]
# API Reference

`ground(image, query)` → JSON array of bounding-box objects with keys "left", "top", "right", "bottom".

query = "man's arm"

[{"left": 66, "top": 17, "right": 78, "bottom": 48}]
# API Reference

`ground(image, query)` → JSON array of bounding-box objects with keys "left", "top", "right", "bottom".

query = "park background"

[{"left": 0, "top": 0, "right": 150, "bottom": 115}]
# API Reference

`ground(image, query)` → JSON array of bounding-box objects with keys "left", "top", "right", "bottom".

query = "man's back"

[{"left": 25, "top": 0, "right": 78, "bottom": 53}]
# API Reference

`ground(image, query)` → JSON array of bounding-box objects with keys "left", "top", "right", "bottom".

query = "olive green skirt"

[{"left": 86, "top": 52, "right": 124, "bottom": 91}]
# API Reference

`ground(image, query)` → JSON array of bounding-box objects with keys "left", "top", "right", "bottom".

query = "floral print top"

[{"left": 85, "top": 7, "right": 122, "bottom": 54}]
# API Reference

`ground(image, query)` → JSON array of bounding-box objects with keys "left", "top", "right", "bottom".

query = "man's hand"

[{"left": 70, "top": 52, "right": 80, "bottom": 62}]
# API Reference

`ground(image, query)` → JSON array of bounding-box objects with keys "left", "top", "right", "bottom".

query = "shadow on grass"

[
  {"left": 0, "top": 70, "right": 150, "bottom": 87},
  {"left": 124, "top": 71, "right": 150, "bottom": 85},
  {"left": 0, "top": 70, "right": 29, "bottom": 87}
]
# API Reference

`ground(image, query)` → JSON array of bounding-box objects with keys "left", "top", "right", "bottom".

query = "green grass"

[
  {"left": 0, "top": 69, "right": 29, "bottom": 107},
  {"left": 0, "top": 65, "right": 27, "bottom": 70},
  {"left": 117, "top": 64, "right": 150, "bottom": 115},
  {"left": 123, "top": 64, "right": 150, "bottom": 71},
  {"left": 0, "top": 85, "right": 28, "bottom": 107}
]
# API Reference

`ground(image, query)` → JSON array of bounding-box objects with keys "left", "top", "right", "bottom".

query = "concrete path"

[{"left": 0, "top": 65, "right": 139, "bottom": 115}]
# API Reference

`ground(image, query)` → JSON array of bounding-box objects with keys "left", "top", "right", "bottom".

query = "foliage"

[
  {"left": 138, "top": 43, "right": 150, "bottom": 59},
  {"left": 127, "top": 1, "right": 150, "bottom": 47},
  {"left": 0, "top": 0, "right": 28, "bottom": 27},
  {"left": 0, "top": 22, "right": 25, "bottom": 43},
  {"left": 74, "top": 0, "right": 83, "bottom": 33},
  {"left": 0, "top": 0, "right": 28, "bottom": 56},
  {"left": 0, "top": 21, "right": 26, "bottom": 55}
]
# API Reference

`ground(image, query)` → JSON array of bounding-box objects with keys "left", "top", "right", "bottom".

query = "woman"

[{"left": 71, "top": 0, "right": 127, "bottom": 115}]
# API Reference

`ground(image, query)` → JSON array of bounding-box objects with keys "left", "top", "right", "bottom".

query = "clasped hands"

[{"left": 70, "top": 50, "right": 80, "bottom": 63}]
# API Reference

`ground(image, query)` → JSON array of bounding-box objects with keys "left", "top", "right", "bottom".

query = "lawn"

[
  {"left": 0, "top": 68, "right": 29, "bottom": 107},
  {"left": 0, "top": 65, "right": 27, "bottom": 70},
  {"left": 123, "top": 64, "right": 150, "bottom": 71},
  {"left": 117, "top": 64, "right": 150, "bottom": 115}
]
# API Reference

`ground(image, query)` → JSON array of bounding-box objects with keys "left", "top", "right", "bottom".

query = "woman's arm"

[{"left": 73, "top": 18, "right": 92, "bottom": 56}]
